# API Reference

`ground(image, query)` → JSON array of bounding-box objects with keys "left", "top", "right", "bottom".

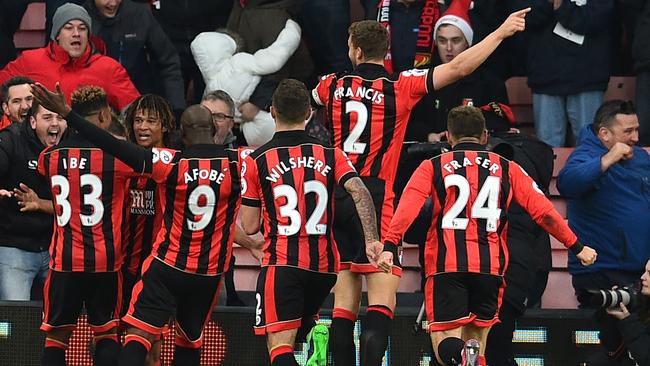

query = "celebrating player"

[
  {"left": 311, "top": 8, "right": 531, "bottom": 366},
  {"left": 240, "top": 79, "right": 381, "bottom": 366},
  {"left": 32, "top": 83, "right": 260, "bottom": 366},
  {"left": 379, "top": 106, "right": 597, "bottom": 366}
]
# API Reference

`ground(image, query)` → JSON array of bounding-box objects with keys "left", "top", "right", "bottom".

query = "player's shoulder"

[
  {"left": 151, "top": 147, "right": 179, "bottom": 165},
  {"left": 396, "top": 68, "right": 429, "bottom": 81},
  {"left": 318, "top": 71, "right": 348, "bottom": 83}
]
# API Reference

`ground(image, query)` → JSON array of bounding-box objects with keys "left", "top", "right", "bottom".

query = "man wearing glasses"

[{"left": 201, "top": 90, "right": 239, "bottom": 147}]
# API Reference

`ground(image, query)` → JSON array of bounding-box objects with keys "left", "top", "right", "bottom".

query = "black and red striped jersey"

[
  {"left": 149, "top": 145, "right": 241, "bottom": 276},
  {"left": 122, "top": 176, "right": 162, "bottom": 275},
  {"left": 312, "top": 63, "right": 433, "bottom": 185},
  {"left": 241, "top": 130, "right": 358, "bottom": 273},
  {"left": 384, "top": 143, "right": 580, "bottom": 277},
  {"left": 38, "top": 135, "right": 135, "bottom": 272}
]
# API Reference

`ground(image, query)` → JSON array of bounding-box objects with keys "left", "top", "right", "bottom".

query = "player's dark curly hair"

[{"left": 123, "top": 94, "right": 175, "bottom": 147}]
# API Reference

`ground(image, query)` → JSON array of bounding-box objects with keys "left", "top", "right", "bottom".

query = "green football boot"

[{"left": 306, "top": 323, "right": 329, "bottom": 366}]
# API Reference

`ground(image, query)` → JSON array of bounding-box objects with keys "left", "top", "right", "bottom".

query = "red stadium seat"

[
  {"left": 542, "top": 271, "right": 579, "bottom": 309},
  {"left": 604, "top": 77, "right": 636, "bottom": 101},
  {"left": 505, "top": 77, "right": 533, "bottom": 126},
  {"left": 13, "top": 3, "right": 46, "bottom": 50}
]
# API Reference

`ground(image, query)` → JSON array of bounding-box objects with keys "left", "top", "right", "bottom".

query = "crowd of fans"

[{"left": 0, "top": 1, "right": 649, "bottom": 366}]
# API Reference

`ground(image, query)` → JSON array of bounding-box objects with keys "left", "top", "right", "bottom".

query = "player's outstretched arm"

[
  {"left": 432, "top": 7, "right": 530, "bottom": 90},
  {"left": 343, "top": 176, "right": 382, "bottom": 264},
  {"left": 31, "top": 82, "right": 153, "bottom": 174}
]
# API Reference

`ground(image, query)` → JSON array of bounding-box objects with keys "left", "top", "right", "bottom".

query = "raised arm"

[
  {"left": 31, "top": 83, "right": 152, "bottom": 174},
  {"left": 432, "top": 7, "right": 530, "bottom": 90}
]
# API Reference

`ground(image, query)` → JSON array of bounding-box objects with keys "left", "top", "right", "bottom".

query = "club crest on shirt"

[{"left": 152, "top": 148, "right": 173, "bottom": 164}]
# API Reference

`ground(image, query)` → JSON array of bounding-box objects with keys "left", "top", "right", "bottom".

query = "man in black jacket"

[
  {"left": 0, "top": 100, "right": 66, "bottom": 300},
  {"left": 83, "top": 0, "right": 186, "bottom": 116}
]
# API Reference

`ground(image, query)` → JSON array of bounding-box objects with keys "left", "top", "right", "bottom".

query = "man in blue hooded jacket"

[{"left": 558, "top": 99, "right": 650, "bottom": 363}]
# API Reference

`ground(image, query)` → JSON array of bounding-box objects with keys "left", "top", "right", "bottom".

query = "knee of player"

[
  {"left": 126, "top": 327, "right": 158, "bottom": 345},
  {"left": 46, "top": 328, "right": 73, "bottom": 343}
]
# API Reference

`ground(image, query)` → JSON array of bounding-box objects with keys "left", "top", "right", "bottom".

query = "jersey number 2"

[{"left": 343, "top": 101, "right": 368, "bottom": 154}]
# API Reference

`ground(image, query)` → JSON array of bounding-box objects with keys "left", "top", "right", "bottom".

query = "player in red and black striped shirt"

[
  {"left": 378, "top": 106, "right": 597, "bottom": 366},
  {"left": 37, "top": 86, "right": 131, "bottom": 366},
  {"left": 33, "top": 84, "right": 260, "bottom": 366},
  {"left": 240, "top": 79, "right": 381, "bottom": 366},
  {"left": 311, "top": 10, "right": 531, "bottom": 366},
  {"left": 120, "top": 94, "right": 176, "bottom": 366}
]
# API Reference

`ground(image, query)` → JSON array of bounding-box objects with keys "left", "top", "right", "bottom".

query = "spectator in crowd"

[
  {"left": 558, "top": 100, "right": 650, "bottom": 364},
  {"left": 1, "top": 76, "right": 34, "bottom": 129},
  {"left": 0, "top": 100, "right": 66, "bottom": 301},
  {"left": 375, "top": 0, "right": 510, "bottom": 143},
  {"left": 192, "top": 20, "right": 301, "bottom": 147},
  {"left": 623, "top": 0, "right": 650, "bottom": 146},
  {"left": 0, "top": 0, "right": 31, "bottom": 69},
  {"left": 153, "top": 0, "right": 233, "bottom": 104},
  {"left": 83, "top": 0, "right": 186, "bottom": 115},
  {"left": 426, "top": 0, "right": 509, "bottom": 140},
  {"left": 227, "top": 0, "right": 314, "bottom": 129},
  {"left": 606, "top": 258, "right": 650, "bottom": 366},
  {"left": 0, "top": 3, "right": 140, "bottom": 112},
  {"left": 388, "top": 0, "right": 509, "bottom": 195},
  {"left": 200, "top": 90, "right": 240, "bottom": 148},
  {"left": 299, "top": 0, "right": 352, "bottom": 74},
  {"left": 45, "top": 0, "right": 85, "bottom": 42},
  {"left": 513, "top": 0, "right": 614, "bottom": 147}
]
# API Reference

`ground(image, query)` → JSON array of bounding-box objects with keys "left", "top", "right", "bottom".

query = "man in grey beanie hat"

[
  {"left": 51, "top": 3, "right": 92, "bottom": 40},
  {"left": 50, "top": 3, "right": 92, "bottom": 59},
  {"left": 0, "top": 2, "right": 139, "bottom": 113}
]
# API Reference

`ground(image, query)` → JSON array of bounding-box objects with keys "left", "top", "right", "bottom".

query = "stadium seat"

[
  {"left": 604, "top": 76, "right": 636, "bottom": 101},
  {"left": 13, "top": 2, "right": 46, "bottom": 50},
  {"left": 505, "top": 77, "right": 533, "bottom": 126}
]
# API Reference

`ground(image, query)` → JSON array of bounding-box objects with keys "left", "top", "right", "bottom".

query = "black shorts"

[
  {"left": 121, "top": 267, "right": 139, "bottom": 317},
  {"left": 334, "top": 176, "right": 401, "bottom": 275},
  {"left": 425, "top": 272, "right": 504, "bottom": 332},
  {"left": 41, "top": 270, "right": 122, "bottom": 333},
  {"left": 123, "top": 257, "right": 221, "bottom": 348},
  {"left": 254, "top": 266, "right": 337, "bottom": 335}
]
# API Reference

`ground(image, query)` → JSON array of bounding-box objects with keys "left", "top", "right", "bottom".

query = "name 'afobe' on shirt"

[
  {"left": 333, "top": 85, "right": 384, "bottom": 104},
  {"left": 266, "top": 156, "right": 331, "bottom": 183},
  {"left": 443, "top": 155, "right": 501, "bottom": 174},
  {"left": 184, "top": 168, "right": 227, "bottom": 184}
]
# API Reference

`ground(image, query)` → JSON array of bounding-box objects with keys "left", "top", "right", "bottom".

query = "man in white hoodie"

[{"left": 191, "top": 19, "right": 301, "bottom": 146}]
